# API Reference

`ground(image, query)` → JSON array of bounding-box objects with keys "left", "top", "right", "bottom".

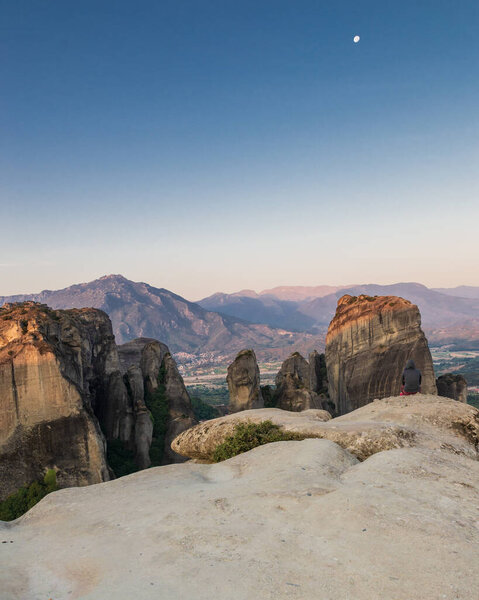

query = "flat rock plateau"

[{"left": 2, "top": 396, "right": 479, "bottom": 600}]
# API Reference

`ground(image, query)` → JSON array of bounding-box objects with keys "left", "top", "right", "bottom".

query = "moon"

[{"left": 353, "top": 35, "right": 360, "bottom": 43}]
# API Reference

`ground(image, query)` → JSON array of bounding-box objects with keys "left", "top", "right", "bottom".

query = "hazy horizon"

[
  {"left": 2, "top": 1, "right": 478, "bottom": 299},
  {"left": 1, "top": 272, "right": 479, "bottom": 304}
]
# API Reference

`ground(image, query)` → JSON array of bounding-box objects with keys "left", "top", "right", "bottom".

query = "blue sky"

[{"left": 1, "top": 0, "right": 478, "bottom": 299}]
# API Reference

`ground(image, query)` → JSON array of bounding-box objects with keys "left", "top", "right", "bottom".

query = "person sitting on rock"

[{"left": 400, "top": 359, "right": 422, "bottom": 396}]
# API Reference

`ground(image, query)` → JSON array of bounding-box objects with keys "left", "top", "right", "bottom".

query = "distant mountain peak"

[{"left": 98, "top": 274, "right": 129, "bottom": 282}]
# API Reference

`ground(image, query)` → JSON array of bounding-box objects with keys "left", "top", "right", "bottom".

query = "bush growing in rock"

[
  {"left": 106, "top": 439, "right": 137, "bottom": 478},
  {"left": 144, "top": 360, "right": 170, "bottom": 466},
  {"left": 212, "top": 420, "right": 307, "bottom": 462},
  {"left": 0, "top": 469, "right": 58, "bottom": 521}
]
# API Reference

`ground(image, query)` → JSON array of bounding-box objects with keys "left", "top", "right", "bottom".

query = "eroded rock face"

[
  {"left": 0, "top": 305, "right": 197, "bottom": 500},
  {"left": 274, "top": 352, "right": 324, "bottom": 411},
  {"left": 0, "top": 302, "right": 112, "bottom": 500},
  {"left": 436, "top": 373, "right": 468, "bottom": 403},
  {"left": 117, "top": 338, "right": 196, "bottom": 464},
  {"left": 172, "top": 395, "right": 479, "bottom": 463},
  {"left": 325, "top": 295, "right": 437, "bottom": 415},
  {"left": 226, "top": 349, "right": 263, "bottom": 413}
]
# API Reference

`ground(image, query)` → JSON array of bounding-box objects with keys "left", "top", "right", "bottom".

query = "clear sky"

[{"left": 1, "top": 0, "right": 478, "bottom": 300}]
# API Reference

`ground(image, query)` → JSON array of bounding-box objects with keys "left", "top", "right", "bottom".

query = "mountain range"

[
  {"left": 1, "top": 276, "right": 479, "bottom": 361},
  {"left": 0, "top": 275, "right": 321, "bottom": 362},
  {"left": 200, "top": 283, "right": 479, "bottom": 349}
]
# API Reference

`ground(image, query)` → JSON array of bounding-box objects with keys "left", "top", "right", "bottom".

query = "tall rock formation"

[
  {"left": 436, "top": 373, "right": 467, "bottom": 403},
  {"left": 117, "top": 338, "right": 197, "bottom": 464},
  {"left": 0, "top": 302, "right": 112, "bottom": 500},
  {"left": 274, "top": 352, "right": 324, "bottom": 412},
  {"left": 226, "top": 349, "right": 264, "bottom": 413},
  {"left": 325, "top": 295, "right": 437, "bottom": 415},
  {"left": 0, "top": 304, "right": 197, "bottom": 501}
]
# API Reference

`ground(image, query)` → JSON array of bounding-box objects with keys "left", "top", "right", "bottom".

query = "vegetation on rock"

[
  {"left": 106, "top": 439, "right": 137, "bottom": 478},
  {"left": 0, "top": 470, "right": 58, "bottom": 521},
  {"left": 191, "top": 396, "right": 220, "bottom": 421},
  {"left": 212, "top": 420, "right": 307, "bottom": 462},
  {"left": 144, "top": 359, "right": 170, "bottom": 466}
]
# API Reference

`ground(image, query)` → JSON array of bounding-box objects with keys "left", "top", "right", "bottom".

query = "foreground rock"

[
  {"left": 325, "top": 294, "right": 437, "bottom": 415},
  {"left": 172, "top": 395, "right": 479, "bottom": 462},
  {"left": 172, "top": 407, "right": 331, "bottom": 460},
  {"left": 0, "top": 302, "right": 112, "bottom": 499},
  {"left": 2, "top": 438, "right": 479, "bottom": 600},
  {"left": 226, "top": 349, "right": 263, "bottom": 412},
  {"left": 437, "top": 373, "right": 468, "bottom": 403}
]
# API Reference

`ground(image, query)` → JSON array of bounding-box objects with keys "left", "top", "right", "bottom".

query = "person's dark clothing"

[{"left": 401, "top": 359, "right": 422, "bottom": 394}]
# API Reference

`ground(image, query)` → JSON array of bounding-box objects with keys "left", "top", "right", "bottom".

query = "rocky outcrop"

[
  {"left": 274, "top": 352, "right": 327, "bottom": 411},
  {"left": 117, "top": 338, "right": 196, "bottom": 464},
  {"left": 0, "top": 304, "right": 197, "bottom": 500},
  {"left": 226, "top": 349, "right": 263, "bottom": 413},
  {"left": 0, "top": 302, "right": 112, "bottom": 500},
  {"left": 171, "top": 408, "right": 331, "bottom": 461},
  {"left": 172, "top": 395, "right": 479, "bottom": 463},
  {"left": 5, "top": 427, "right": 479, "bottom": 599},
  {"left": 325, "top": 295, "right": 437, "bottom": 415},
  {"left": 436, "top": 373, "right": 468, "bottom": 403}
]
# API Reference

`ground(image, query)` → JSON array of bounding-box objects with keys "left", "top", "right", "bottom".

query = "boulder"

[
  {"left": 226, "top": 349, "right": 263, "bottom": 413},
  {"left": 436, "top": 373, "right": 468, "bottom": 403},
  {"left": 3, "top": 436, "right": 479, "bottom": 600},
  {"left": 172, "top": 395, "right": 479, "bottom": 462},
  {"left": 171, "top": 407, "right": 331, "bottom": 460},
  {"left": 325, "top": 294, "right": 437, "bottom": 415}
]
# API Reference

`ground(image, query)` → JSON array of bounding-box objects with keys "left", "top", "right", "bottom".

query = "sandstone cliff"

[
  {"left": 325, "top": 295, "right": 437, "bottom": 415},
  {"left": 0, "top": 305, "right": 197, "bottom": 500},
  {"left": 226, "top": 349, "right": 263, "bottom": 413},
  {"left": 436, "top": 373, "right": 468, "bottom": 403},
  {"left": 0, "top": 302, "right": 112, "bottom": 500},
  {"left": 117, "top": 338, "right": 196, "bottom": 464}
]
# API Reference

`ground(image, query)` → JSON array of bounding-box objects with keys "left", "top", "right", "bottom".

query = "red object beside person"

[{"left": 400, "top": 385, "right": 420, "bottom": 396}]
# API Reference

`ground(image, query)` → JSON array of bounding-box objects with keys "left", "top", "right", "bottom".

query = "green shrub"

[
  {"left": 144, "top": 358, "right": 170, "bottom": 466},
  {"left": 191, "top": 396, "right": 219, "bottom": 421},
  {"left": 106, "top": 439, "right": 137, "bottom": 478},
  {"left": 20, "top": 319, "right": 28, "bottom": 334},
  {"left": 0, "top": 470, "right": 58, "bottom": 521},
  {"left": 212, "top": 420, "right": 308, "bottom": 462}
]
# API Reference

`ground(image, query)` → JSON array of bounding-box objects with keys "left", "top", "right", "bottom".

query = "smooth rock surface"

[
  {"left": 172, "top": 407, "right": 332, "bottom": 460},
  {"left": 2, "top": 438, "right": 479, "bottom": 600},
  {"left": 172, "top": 395, "right": 479, "bottom": 462},
  {"left": 325, "top": 294, "right": 437, "bottom": 415}
]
